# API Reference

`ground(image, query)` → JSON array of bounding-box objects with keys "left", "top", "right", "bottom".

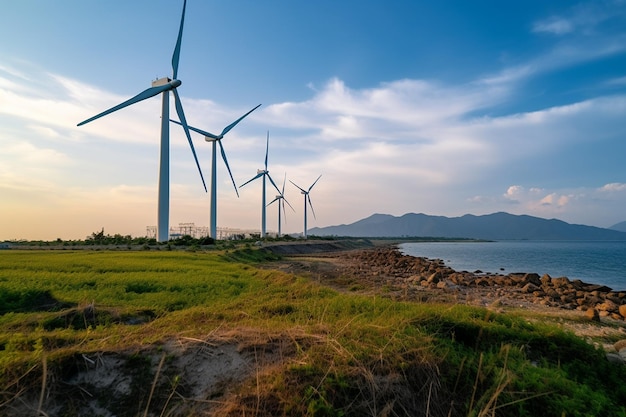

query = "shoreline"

[{"left": 263, "top": 241, "right": 626, "bottom": 322}]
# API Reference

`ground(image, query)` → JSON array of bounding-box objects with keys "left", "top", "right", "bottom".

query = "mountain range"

[
  {"left": 308, "top": 212, "right": 626, "bottom": 240},
  {"left": 610, "top": 221, "right": 626, "bottom": 233}
]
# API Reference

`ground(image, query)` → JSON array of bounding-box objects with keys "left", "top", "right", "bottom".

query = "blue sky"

[{"left": 1, "top": 0, "right": 625, "bottom": 240}]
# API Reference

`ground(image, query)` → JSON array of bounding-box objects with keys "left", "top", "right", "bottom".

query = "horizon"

[
  {"left": 1, "top": 1, "right": 626, "bottom": 240},
  {"left": 3, "top": 210, "right": 623, "bottom": 242}
]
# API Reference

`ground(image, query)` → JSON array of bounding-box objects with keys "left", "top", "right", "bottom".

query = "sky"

[{"left": 1, "top": 0, "right": 626, "bottom": 241}]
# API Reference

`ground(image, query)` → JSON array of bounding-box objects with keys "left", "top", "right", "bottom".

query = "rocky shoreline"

[
  {"left": 347, "top": 247, "right": 626, "bottom": 320},
  {"left": 264, "top": 243, "right": 626, "bottom": 320}
]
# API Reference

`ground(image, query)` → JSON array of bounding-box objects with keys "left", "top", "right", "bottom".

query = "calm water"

[{"left": 399, "top": 241, "right": 626, "bottom": 291}]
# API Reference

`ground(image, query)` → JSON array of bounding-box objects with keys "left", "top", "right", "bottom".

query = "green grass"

[{"left": 1, "top": 248, "right": 625, "bottom": 416}]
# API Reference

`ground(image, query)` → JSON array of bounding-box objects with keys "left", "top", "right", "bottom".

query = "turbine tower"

[
  {"left": 267, "top": 173, "right": 294, "bottom": 237},
  {"left": 290, "top": 175, "right": 322, "bottom": 239},
  {"left": 77, "top": 0, "right": 203, "bottom": 242},
  {"left": 240, "top": 132, "right": 281, "bottom": 238},
  {"left": 170, "top": 104, "right": 261, "bottom": 239}
]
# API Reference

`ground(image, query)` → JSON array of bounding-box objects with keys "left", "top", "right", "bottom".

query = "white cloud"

[
  {"left": 600, "top": 182, "right": 626, "bottom": 192},
  {"left": 606, "top": 76, "right": 626, "bottom": 86},
  {"left": 533, "top": 18, "right": 575, "bottom": 35},
  {"left": 540, "top": 193, "right": 570, "bottom": 208},
  {"left": 532, "top": 1, "right": 626, "bottom": 36},
  {"left": 533, "top": 17, "right": 575, "bottom": 35}
]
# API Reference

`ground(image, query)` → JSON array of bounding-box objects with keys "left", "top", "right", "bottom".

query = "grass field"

[{"left": 1, "top": 247, "right": 625, "bottom": 416}]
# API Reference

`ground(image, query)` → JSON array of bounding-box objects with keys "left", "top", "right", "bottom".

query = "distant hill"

[
  {"left": 309, "top": 212, "right": 626, "bottom": 240},
  {"left": 610, "top": 221, "right": 626, "bottom": 233}
]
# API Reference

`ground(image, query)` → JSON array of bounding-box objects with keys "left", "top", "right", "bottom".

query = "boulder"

[
  {"left": 586, "top": 284, "right": 613, "bottom": 293},
  {"left": 597, "top": 299, "right": 619, "bottom": 314},
  {"left": 427, "top": 272, "right": 440, "bottom": 284},
  {"left": 584, "top": 308, "right": 600, "bottom": 322},
  {"left": 614, "top": 339, "right": 626, "bottom": 353},
  {"left": 540, "top": 274, "right": 552, "bottom": 286},
  {"left": 524, "top": 273, "right": 542, "bottom": 286},
  {"left": 552, "top": 277, "right": 571, "bottom": 288},
  {"left": 521, "top": 283, "right": 540, "bottom": 294},
  {"left": 606, "top": 353, "right": 625, "bottom": 364}
]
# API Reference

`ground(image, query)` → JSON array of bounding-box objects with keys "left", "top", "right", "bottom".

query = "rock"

[
  {"left": 585, "top": 308, "right": 600, "bottom": 322},
  {"left": 427, "top": 272, "right": 440, "bottom": 284},
  {"left": 436, "top": 281, "right": 448, "bottom": 289},
  {"left": 585, "top": 284, "right": 613, "bottom": 293},
  {"left": 619, "top": 304, "right": 626, "bottom": 318},
  {"left": 524, "top": 273, "right": 542, "bottom": 286},
  {"left": 552, "top": 277, "right": 571, "bottom": 288},
  {"left": 522, "top": 283, "right": 540, "bottom": 293},
  {"left": 540, "top": 274, "right": 552, "bottom": 286},
  {"left": 545, "top": 288, "right": 560, "bottom": 301},
  {"left": 606, "top": 353, "right": 625, "bottom": 364},
  {"left": 475, "top": 278, "right": 491, "bottom": 287},
  {"left": 597, "top": 299, "right": 619, "bottom": 313},
  {"left": 614, "top": 339, "right": 626, "bottom": 352}
]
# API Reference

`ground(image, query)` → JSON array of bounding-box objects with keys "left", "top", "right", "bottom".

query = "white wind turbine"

[
  {"left": 77, "top": 0, "right": 203, "bottom": 242},
  {"left": 267, "top": 173, "right": 295, "bottom": 237},
  {"left": 290, "top": 175, "right": 322, "bottom": 239},
  {"left": 170, "top": 103, "right": 261, "bottom": 239},
  {"left": 240, "top": 132, "right": 281, "bottom": 238}
]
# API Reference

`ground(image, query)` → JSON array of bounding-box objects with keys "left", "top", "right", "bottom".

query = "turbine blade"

[
  {"left": 267, "top": 196, "right": 280, "bottom": 206},
  {"left": 264, "top": 131, "right": 269, "bottom": 170},
  {"left": 284, "top": 197, "right": 295, "bottom": 212},
  {"left": 308, "top": 174, "right": 322, "bottom": 192},
  {"left": 281, "top": 199, "right": 288, "bottom": 222},
  {"left": 220, "top": 104, "right": 261, "bottom": 137},
  {"left": 240, "top": 172, "right": 263, "bottom": 188},
  {"left": 281, "top": 173, "right": 286, "bottom": 194},
  {"left": 218, "top": 140, "right": 239, "bottom": 197},
  {"left": 77, "top": 84, "right": 169, "bottom": 126},
  {"left": 170, "top": 119, "right": 219, "bottom": 139},
  {"left": 173, "top": 89, "right": 207, "bottom": 192},
  {"left": 172, "top": 0, "right": 187, "bottom": 79},
  {"left": 308, "top": 194, "right": 317, "bottom": 219},
  {"left": 289, "top": 180, "right": 306, "bottom": 193},
  {"left": 266, "top": 173, "right": 281, "bottom": 194}
]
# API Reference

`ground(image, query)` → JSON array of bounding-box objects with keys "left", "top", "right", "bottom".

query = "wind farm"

[
  {"left": 267, "top": 173, "right": 295, "bottom": 238},
  {"left": 74, "top": 2, "right": 320, "bottom": 242},
  {"left": 239, "top": 132, "right": 283, "bottom": 238},
  {"left": 170, "top": 103, "right": 261, "bottom": 239}
]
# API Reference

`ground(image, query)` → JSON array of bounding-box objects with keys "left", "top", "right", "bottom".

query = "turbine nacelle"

[{"left": 152, "top": 77, "right": 181, "bottom": 90}]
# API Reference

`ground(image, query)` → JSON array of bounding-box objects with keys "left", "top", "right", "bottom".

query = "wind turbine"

[
  {"left": 170, "top": 103, "right": 261, "bottom": 239},
  {"left": 290, "top": 175, "right": 322, "bottom": 239},
  {"left": 240, "top": 132, "right": 281, "bottom": 238},
  {"left": 77, "top": 0, "right": 203, "bottom": 243},
  {"left": 267, "top": 173, "right": 295, "bottom": 237}
]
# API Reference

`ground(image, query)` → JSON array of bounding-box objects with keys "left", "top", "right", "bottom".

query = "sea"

[{"left": 399, "top": 240, "right": 626, "bottom": 292}]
